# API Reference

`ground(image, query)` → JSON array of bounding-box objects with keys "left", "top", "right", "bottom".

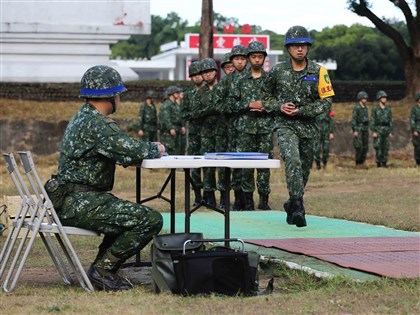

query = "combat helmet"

[
  {"left": 200, "top": 58, "right": 218, "bottom": 72},
  {"left": 284, "top": 25, "right": 312, "bottom": 46},
  {"left": 247, "top": 41, "right": 267, "bottom": 56},
  {"left": 357, "top": 91, "right": 369, "bottom": 100},
  {"left": 230, "top": 45, "right": 247, "bottom": 60},
  {"left": 188, "top": 60, "right": 202, "bottom": 77},
  {"left": 166, "top": 86, "right": 182, "bottom": 97},
  {"left": 79, "top": 65, "right": 127, "bottom": 98},
  {"left": 415, "top": 92, "right": 420, "bottom": 101},
  {"left": 376, "top": 90, "right": 388, "bottom": 100},
  {"left": 145, "top": 89, "right": 155, "bottom": 99},
  {"left": 221, "top": 53, "right": 232, "bottom": 67}
]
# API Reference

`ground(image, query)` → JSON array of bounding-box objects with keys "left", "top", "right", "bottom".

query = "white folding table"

[{"left": 136, "top": 156, "right": 281, "bottom": 239}]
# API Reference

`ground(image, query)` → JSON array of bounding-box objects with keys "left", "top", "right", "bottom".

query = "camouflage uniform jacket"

[
  {"left": 370, "top": 104, "right": 393, "bottom": 135},
  {"left": 213, "top": 75, "right": 233, "bottom": 136},
  {"left": 316, "top": 109, "right": 334, "bottom": 134},
  {"left": 233, "top": 68, "right": 273, "bottom": 134},
  {"left": 410, "top": 104, "right": 420, "bottom": 133},
  {"left": 351, "top": 102, "right": 369, "bottom": 132},
  {"left": 192, "top": 83, "right": 218, "bottom": 137},
  {"left": 159, "top": 99, "right": 182, "bottom": 134},
  {"left": 138, "top": 101, "right": 158, "bottom": 131},
  {"left": 58, "top": 103, "right": 160, "bottom": 191},
  {"left": 262, "top": 59, "right": 333, "bottom": 138},
  {"left": 181, "top": 86, "right": 201, "bottom": 135}
]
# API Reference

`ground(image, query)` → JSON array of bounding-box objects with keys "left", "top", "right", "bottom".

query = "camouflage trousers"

[
  {"left": 200, "top": 134, "right": 216, "bottom": 191},
  {"left": 413, "top": 135, "right": 420, "bottom": 164},
  {"left": 228, "top": 123, "right": 242, "bottom": 191},
  {"left": 237, "top": 132, "right": 273, "bottom": 194},
  {"left": 353, "top": 129, "right": 369, "bottom": 164},
  {"left": 373, "top": 132, "right": 390, "bottom": 164},
  {"left": 59, "top": 191, "right": 163, "bottom": 269},
  {"left": 215, "top": 131, "right": 228, "bottom": 191},
  {"left": 141, "top": 129, "right": 158, "bottom": 142},
  {"left": 277, "top": 127, "right": 314, "bottom": 200},
  {"left": 188, "top": 133, "right": 203, "bottom": 189},
  {"left": 313, "top": 129, "right": 331, "bottom": 165},
  {"left": 161, "top": 131, "right": 183, "bottom": 155}
]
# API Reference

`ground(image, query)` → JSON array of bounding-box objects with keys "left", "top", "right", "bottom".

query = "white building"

[{"left": 1, "top": 0, "right": 151, "bottom": 82}]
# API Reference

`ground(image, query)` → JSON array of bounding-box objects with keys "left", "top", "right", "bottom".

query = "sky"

[{"left": 150, "top": 0, "right": 406, "bottom": 34}]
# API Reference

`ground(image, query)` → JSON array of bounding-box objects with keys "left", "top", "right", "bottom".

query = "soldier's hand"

[
  {"left": 181, "top": 127, "right": 186, "bottom": 135},
  {"left": 280, "top": 102, "right": 299, "bottom": 116},
  {"left": 353, "top": 131, "right": 359, "bottom": 138},
  {"left": 329, "top": 133, "right": 334, "bottom": 141},
  {"left": 249, "top": 101, "right": 264, "bottom": 112},
  {"left": 170, "top": 129, "right": 176, "bottom": 136},
  {"left": 414, "top": 131, "right": 419, "bottom": 137},
  {"left": 138, "top": 130, "right": 144, "bottom": 137},
  {"left": 372, "top": 132, "right": 378, "bottom": 138}
]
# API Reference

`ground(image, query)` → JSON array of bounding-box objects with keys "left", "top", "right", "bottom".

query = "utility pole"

[{"left": 199, "top": 0, "right": 214, "bottom": 58}]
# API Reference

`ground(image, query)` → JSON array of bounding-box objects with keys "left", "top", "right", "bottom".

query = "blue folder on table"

[{"left": 204, "top": 152, "right": 269, "bottom": 160}]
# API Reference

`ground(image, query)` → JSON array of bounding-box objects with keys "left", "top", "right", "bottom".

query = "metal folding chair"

[{"left": 0, "top": 151, "right": 99, "bottom": 292}]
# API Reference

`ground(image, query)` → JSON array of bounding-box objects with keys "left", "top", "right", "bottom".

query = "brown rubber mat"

[{"left": 245, "top": 236, "right": 420, "bottom": 278}]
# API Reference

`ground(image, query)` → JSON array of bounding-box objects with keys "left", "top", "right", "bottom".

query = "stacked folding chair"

[{"left": 0, "top": 151, "right": 99, "bottom": 292}]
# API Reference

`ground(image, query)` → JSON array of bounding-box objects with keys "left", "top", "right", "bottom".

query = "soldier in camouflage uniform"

[
  {"left": 212, "top": 53, "right": 234, "bottom": 209},
  {"left": 260, "top": 26, "right": 335, "bottom": 227},
  {"left": 159, "top": 86, "right": 184, "bottom": 155},
  {"left": 181, "top": 61, "right": 204, "bottom": 204},
  {"left": 138, "top": 89, "right": 158, "bottom": 142},
  {"left": 313, "top": 108, "right": 334, "bottom": 169},
  {"left": 352, "top": 91, "right": 370, "bottom": 167},
  {"left": 55, "top": 65, "right": 165, "bottom": 291},
  {"left": 371, "top": 90, "right": 393, "bottom": 167},
  {"left": 192, "top": 58, "right": 219, "bottom": 207},
  {"left": 215, "top": 45, "right": 249, "bottom": 211},
  {"left": 232, "top": 41, "right": 274, "bottom": 210},
  {"left": 410, "top": 92, "right": 420, "bottom": 166},
  {"left": 174, "top": 89, "right": 187, "bottom": 154}
]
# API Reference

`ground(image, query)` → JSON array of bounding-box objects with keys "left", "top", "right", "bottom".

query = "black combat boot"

[
  {"left": 88, "top": 265, "right": 133, "bottom": 291},
  {"left": 316, "top": 161, "right": 321, "bottom": 170},
  {"left": 258, "top": 194, "right": 272, "bottom": 210},
  {"left": 219, "top": 190, "right": 226, "bottom": 209},
  {"left": 283, "top": 199, "right": 293, "bottom": 225},
  {"left": 205, "top": 190, "right": 216, "bottom": 208},
  {"left": 193, "top": 187, "right": 203, "bottom": 206},
  {"left": 243, "top": 192, "right": 255, "bottom": 211},
  {"left": 291, "top": 197, "right": 307, "bottom": 228},
  {"left": 232, "top": 190, "right": 243, "bottom": 211}
]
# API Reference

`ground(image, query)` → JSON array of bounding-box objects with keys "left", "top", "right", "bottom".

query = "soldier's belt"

[
  {"left": 65, "top": 182, "right": 107, "bottom": 193},
  {"left": 245, "top": 111, "right": 269, "bottom": 117}
]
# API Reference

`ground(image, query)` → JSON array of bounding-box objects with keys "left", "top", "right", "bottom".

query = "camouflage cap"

[
  {"left": 230, "top": 45, "right": 247, "bottom": 60},
  {"left": 200, "top": 58, "right": 218, "bottom": 72},
  {"left": 79, "top": 65, "right": 127, "bottom": 98},
  {"left": 189, "top": 60, "right": 202, "bottom": 77},
  {"left": 284, "top": 25, "right": 312, "bottom": 46},
  {"left": 415, "top": 92, "right": 420, "bottom": 101},
  {"left": 221, "top": 53, "right": 232, "bottom": 67},
  {"left": 247, "top": 41, "right": 267, "bottom": 56},
  {"left": 357, "top": 91, "right": 369, "bottom": 100},
  {"left": 376, "top": 90, "right": 388, "bottom": 100}
]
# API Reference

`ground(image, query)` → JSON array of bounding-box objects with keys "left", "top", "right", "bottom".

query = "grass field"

[{"left": 0, "top": 100, "right": 419, "bottom": 314}]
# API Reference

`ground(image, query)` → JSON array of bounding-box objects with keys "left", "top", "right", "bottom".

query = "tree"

[
  {"left": 199, "top": 0, "right": 214, "bottom": 58},
  {"left": 347, "top": 0, "right": 419, "bottom": 100}
]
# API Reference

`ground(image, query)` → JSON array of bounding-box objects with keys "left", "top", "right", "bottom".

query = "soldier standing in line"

[
  {"left": 313, "top": 108, "right": 334, "bottom": 169},
  {"left": 371, "top": 90, "right": 393, "bottom": 168},
  {"left": 260, "top": 26, "right": 335, "bottom": 227},
  {"left": 218, "top": 45, "right": 249, "bottom": 211},
  {"left": 192, "top": 58, "right": 219, "bottom": 207},
  {"left": 137, "top": 90, "right": 158, "bottom": 142},
  {"left": 159, "top": 86, "right": 183, "bottom": 155},
  {"left": 410, "top": 92, "right": 420, "bottom": 166},
  {"left": 54, "top": 65, "right": 165, "bottom": 291},
  {"left": 174, "top": 88, "right": 187, "bottom": 154},
  {"left": 352, "top": 91, "right": 370, "bottom": 168},
  {"left": 181, "top": 61, "right": 204, "bottom": 205},
  {"left": 213, "top": 52, "right": 234, "bottom": 209},
  {"left": 232, "top": 41, "right": 274, "bottom": 210}
]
